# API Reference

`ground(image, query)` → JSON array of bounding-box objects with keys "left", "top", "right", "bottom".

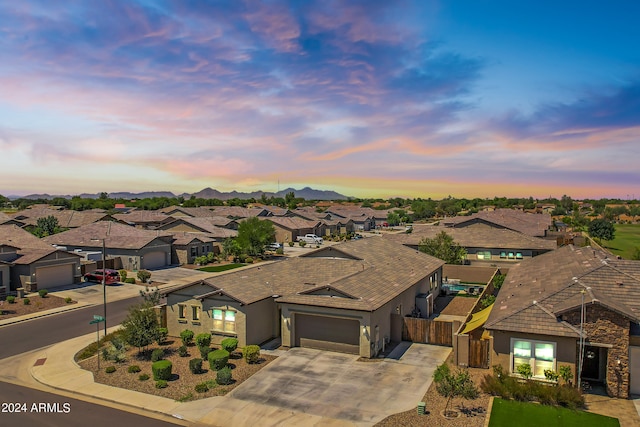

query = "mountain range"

[{"left": 9, "top": 187, "right": 349, "bottom": 201}]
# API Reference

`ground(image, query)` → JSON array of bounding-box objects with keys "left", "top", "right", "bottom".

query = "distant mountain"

[{"left": 9, "top": 187, "right": 349, "bottom": 201}]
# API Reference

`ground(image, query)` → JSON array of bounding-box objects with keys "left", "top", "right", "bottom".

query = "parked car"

[
  {"left": 83, "top": 269, "right": 121, "bottom": 285},
  {"left": 268, "top": 242, "right": 283, "bottom": 250}
]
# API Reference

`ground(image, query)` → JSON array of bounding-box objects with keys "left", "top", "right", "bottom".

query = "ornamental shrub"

[
  {"left": 119, "top": 269, "right": 128, "bottom": 281},
  {"left": 198, "top": 345, "right": 211, "bottom": 359},
  {"left": 105, "top": 366, "right": 116, "bottom": 374},
  {"left": 151, "top": 348, "right": 164, "bottom": 362},
  {"left": 242, "top": 345, "right": 261, "bottom": 364},
  {"left": 195, "top": 333, "right": 211, "bottom": 348},
  {"left": 128, "top": 365, "right": 141, "bottom": 373},
  {"left": 299, "top": 240, "right": 307, "bottom": 247},
  {"left": 178, "top": 345, "right": 189, "bottom": 357},
  {"left": 38, "top": 289, "right": 48, "bottom": 298},
  {"left": 516, "top": 363, "right": 533, "bottom": 379},
  {"left": 125, "top": 278, "right": 136, "bottom": 284},
  {"left": 156, "top": 327, "right": 168, "bottom": 345},
  {"left": 138, "top": 373, "right": 150, "bottom": 381},
  {"left": 65, "top": 297, "right": 73, "bottom": 303},
  {"left": 221, "top": 338, "right": 238, "bottom": 353},
  {"left": 6, "top": 296, "right": 15, "bottom": 304},
  {"left": 137, "top": 269, "right": 151, "bottom": 283},
  {"left": 180, "top": 329, "right": 195, "bottom": 346},
  {"left": 558, "top": 365, "right": 574, "bottom": 385},
  {"left": 216, "top": 366, "right": 232, "bottom": 385},
  {"left": 189, "top": 358, "right": 203, "bottom": 374},
  {"left": 155, "top": 380, "right": 168, "bottom": 389},
  {"left": 245, "top": 257, "right": 253, "bottom": 264},
  {"left": 288, "top": 241, "right": 294, "bottom": 247},
  {"left": 208, "top": 349, "right": 230, "bottom": 371},
  {"left": 23, "top": 298, "right": 30, "bottom": 305},
  {"left": 194, "top": 382, "right": 209, "bottom": 393},
  {"left": 544, "top": 369, "right": 559, "bottom": 383},
  {"left": 152, "top": 360, "right": 172, "bottom": 380}
]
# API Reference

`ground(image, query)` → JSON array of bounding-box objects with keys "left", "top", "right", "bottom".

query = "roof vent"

[{"left": 618, "top": 282, "right": 624, "bottom": 287}]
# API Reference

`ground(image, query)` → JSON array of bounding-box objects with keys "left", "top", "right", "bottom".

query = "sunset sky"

[{"left": 1, "top": 1, "right": 639, "bottom": 200}]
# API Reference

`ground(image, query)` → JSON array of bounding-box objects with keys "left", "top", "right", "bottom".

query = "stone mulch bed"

[
  {"left": 0, "top": 294, "right": 75, "bottom": 319},
  {"left": 77, "top": 340, "right": 276, "bottom": 402},
  {"left": 376, "top": 356, "right": 491, "bottom": 427}
]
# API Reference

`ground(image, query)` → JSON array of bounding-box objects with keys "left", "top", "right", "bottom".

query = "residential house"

[
  {"left": 162, "top": 237, "right": 444, "bottom": 357},
  {"left": 169, "top": 232, "right": 218, "bottom": 265},
  {"left": 442, "top": 208, "right": 553, "bottom": 238},
  {"left": 261, "top": 217, "right": 323, "bottom": 244},
  {"left": 112, "top": 211, "right": 174, "bottom": 229},
  {"left": 484, "top": 245, "right": 640, "bottom": 398},
  {"left": 0, "top": 225, "right": 82, "bottom": 291},
  {"left": 12, "top": 206, "right": 113, "bottom": 229},
  {"left": 210, "top": 206, "right": 271, "bottom": 219},
  {"left": 42, "top": 222, "right": 173, "bottom": 270},
  {"left": 324, "top": 207, "right": 376, "bottom": 231},
  {"left": 157, "top": 216, "right": 239, "bottom": 234},
  {"left": 385, "top": 223, "right": 556, "bottom": 266}
]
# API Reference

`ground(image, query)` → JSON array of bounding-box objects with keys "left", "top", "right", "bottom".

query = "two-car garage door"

[
  {"left": 295, "top": 314, "right": 360, "bottom": 355},
  {"left": 142, "top": 251, "right": 167, "bottom": 269},
  {"left": 36, "top": 264, "right": 74, "bottom": 289}
]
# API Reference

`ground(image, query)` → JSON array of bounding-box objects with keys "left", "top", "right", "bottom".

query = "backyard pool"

[{"left": 442, "top": 283, "right": 485, "bottom": 295}]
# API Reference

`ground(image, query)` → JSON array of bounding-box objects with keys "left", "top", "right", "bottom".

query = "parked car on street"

[
  {"left": 83, "top": 269, "right": 121, "bottom": 285},
  {"left": 268, "top": 242, "right": 283, "bottom": 250}
]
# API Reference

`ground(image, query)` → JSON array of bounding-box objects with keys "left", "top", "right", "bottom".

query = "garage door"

[
  {"left": 142, "top": 251, "right": 167, "bottom": 269},
  {"left": 295, "top": 314, "right": 360, "bottom": 354},
  {"left": 36, "top": 264, "right": 74, "bottom": 289},
  {"left": 631, "top": 346, "right": 640, "bottom": 395}
]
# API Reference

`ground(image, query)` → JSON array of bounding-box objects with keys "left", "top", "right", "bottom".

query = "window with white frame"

[
  {"left": 212, "top": 309, "right": 236, "bottom": 333},
  {"left": 512, "top": 338, "right": 556, "bottom": 378}
]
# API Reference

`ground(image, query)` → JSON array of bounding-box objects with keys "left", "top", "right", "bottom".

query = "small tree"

[
  {"left": 418, "top": 231, "right": 466, "bottom": 264},
  {"left": 140, "top": 286, "right": 161, "bottom": 305},
  {"left": 558, "top": 365, "right": 574, "bottom": 385},
  {"left": 588, "top": 219, "right": 615, "bottom": 242},
  {"left": 121, "top": 303, "right": 159, "bottom": 354},
  {"left": 433, "top": 363, "right": 479, "bottom": 416},
  {"left": 137, "top": 270, "right": 152, "bottom": 284}
]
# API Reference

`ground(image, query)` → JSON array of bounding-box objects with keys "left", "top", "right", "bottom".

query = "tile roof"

[
  {"left": 12, "top": 208, "right": 112, "bottom": 228},
  {"left": 442, "top": 264, "right": 500, "bottom": 284},
  {"left": 485, "top": 245, "right": 640, "bottom": 336},
  {"left": 210, "top": 206, "right": 269, "bottom": 218},
  {"left": 261, "top": 216, "right": 320, "bottom": 230},
  {"left": 112, "top": 211, "right": 172, "bottom": 225},
  {"left": 384, "top": 223, "right": 557, "bottom": 251},
  {"left": 169, "top": 232, "right": 217, "bottom": 246},
  {"left": 42, "top": 222, "right": 173, "bottom": 250},
  {"left": 160, "top": 217, "right": 238, "bottom": 237},
  {"left": 443, "top": 209, "right": 552, "bottom": 237},
  {"left": 168, "top": 237, "right": 444, "bottom": 311},
  {"left": 0, "top": 224, "right": 81, "bottom": 264},
  {"left": 157, "top": 206, "right": 219, "bottom": 217}
]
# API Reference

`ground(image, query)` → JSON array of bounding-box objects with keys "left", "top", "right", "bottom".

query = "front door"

[{"left": 582, "top": 345, "right": 603, "bottom": 381}]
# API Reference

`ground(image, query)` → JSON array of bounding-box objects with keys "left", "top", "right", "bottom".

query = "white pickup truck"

[{"left": 296, "top": 234, "right": 323, "bottom": 244}]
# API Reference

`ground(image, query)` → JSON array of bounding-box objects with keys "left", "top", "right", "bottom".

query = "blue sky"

[{"left": 1, "top": 1, "right": 639, "bottom": 199}]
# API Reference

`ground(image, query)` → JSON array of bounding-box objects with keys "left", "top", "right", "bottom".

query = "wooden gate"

[
  {"left": 396, "top": 315, "right": 453, "bottom": 347},
  {"left": 469, "top": 339, "right": 490, "bottom": 368}
]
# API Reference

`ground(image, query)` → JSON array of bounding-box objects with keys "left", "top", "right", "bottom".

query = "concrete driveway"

[{"left": 228, "top": 344, "right": 451, "bottom": 425}]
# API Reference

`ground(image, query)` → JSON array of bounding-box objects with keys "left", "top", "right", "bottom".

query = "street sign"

[{"left": 90, "top": 315, "right": 105, "bottom": 324}]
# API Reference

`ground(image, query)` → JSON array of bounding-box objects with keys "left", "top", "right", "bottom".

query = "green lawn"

[
  {"left": 488, "top": 399, "right": 619, "bottom": 427},
  {"left": 197, "top": 263, "right": 246, "bottom": 273},
  {"left": 603, "top": 224, "right": 640, "bottom": 259}
]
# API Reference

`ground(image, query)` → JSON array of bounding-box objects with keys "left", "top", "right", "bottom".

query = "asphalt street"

[
  {"left": 0, "top": 381, "right": 182, "bottom": 427},
  {"left": 0, "top": 296, "right": 142, "bottom": 359}
]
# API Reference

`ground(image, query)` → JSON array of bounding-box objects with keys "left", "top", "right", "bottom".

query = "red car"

[{"left": 83, "top": 269, "right": 121, "bottom": 285}]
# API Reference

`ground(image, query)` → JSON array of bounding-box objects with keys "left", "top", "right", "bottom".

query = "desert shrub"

[
  {"left": 128, "top": 365, "right": 141, "bottom": 373},
  {"left": 516, "top": 363, "right": 533, "bottom": 379},
  {"left": 101, "top": 337, "right": 128, "bottom": 363},
  {"left": 105, "top": 366, "right": 116, "bottom": 374},
  {"left": 245, "top": 257, "right": 253, "bottom": 264},
  {"left": 156, "top": 327, "right": 168, "bottom": 345},
  {"left": 208, "top": 349, "right": 230, "bottom": 371},
  {"left": 23, "top": 298, "right": 30, "bottom": 305},
  {"left": 480, "top": 295, "right": 496, "bottom": 308},
  {"left": 119, "top": 269, "right": 128, "bottom": 281},
  {"left": 194, "top": 382, "right": 209, "bottom": 393},
  {"left": 178, "top": 345, "right": 189, "bottom": 357},
  {"left": 6, "top": 296, "right": 15, "bottom": 304},
  {"left": 152, "top": 360, "right": 172, "bottom": 380},
  {"left": 276, "top": 247, "right": 284, "bottom": 255},
  {"left": 198, "top": 345, "right": 211, "bottom": 359},
  {"left": 221, "top": 338, "right": 238, "bottom": 353},
  {"left": 216, "top": 366, "right": 233, "bottom": 385},
  {"left": 137, "top": 269, "right": 151, "bottom": 283},
  {"left": 65, "top": 297, "right": 73, "bottom": 303},
  {"left": 288, "top": 241, "right": 294, "bottom": 247},
  {"left": 138, "top": 373, "right": 150, "bottom": 381},
  {"left": 38, "top": 289, "right": 48, "bottom": 298},
  {"left": 189, "top": 358, "right": 203, "bottom": 374},
  {"left": 155, "top": 380, "right": 168, "bottom": 389},
  {"left": 125, "top": 278, "right": 136, "bottom": 284},
  {"left": 299, "top": 240, "right": 307, "bottom": 247},
  {"left": 242, "top": 345, "right": 260, "bottom": 364},
  {"left": 151, "top": 348, "right": 164, "bottom": 362},
  {"left": 180, "top": 329, "right": 195, "bottom": 346},
  {"left": 205, "top": 379, "right": 217, "bottom": 389},
  {"left": 195, "top": 333, "right": 211, "bottom": 348},
  {"left": 556, "top": 385, "right": 584, "bottom": 409}
]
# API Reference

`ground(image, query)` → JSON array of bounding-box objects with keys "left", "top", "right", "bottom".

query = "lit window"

[
  {"left": 212, "top": 309, "right": 236, "bottom": 333},
  {"left": 213, "top": 309, "right": 223, "bottom": 331},
  {"left": 500, "top": 252, "right": 507, "bottom": 259},
  {"left": 508, "top": 252, "right": 515, "bottom": 259},
  {"left": 224, "top": 311, "right": 236, "bottom": 333},
  {"left": 477, "top": 251, "right": 491, "bottom": 260},
  {"left": 178, "top": 304, "right": 186, "bottom": 319},
  {"left": 516, "top": 252, "right": 523, "bottom": 259},
  {"left": 511, "top": 339, "right": 556, "bottom": 378},
  {"left": 192, "top": 305, "right": 200, "bottom": 321}
]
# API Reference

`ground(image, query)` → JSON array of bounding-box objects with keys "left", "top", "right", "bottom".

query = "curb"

[
  {"left": 483, "top": 396, "right": 494, "bottom": 427},
  {"left": 0, "top": 302, "right": 94, "bottom": 327}
]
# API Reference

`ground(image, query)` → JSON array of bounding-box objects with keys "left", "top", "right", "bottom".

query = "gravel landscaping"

[
  {"left": 77, "top": 340, "right": 277, "bottom": 402},
  {"left": 0, "top": 294, "right": 75, "bottom": 319}
]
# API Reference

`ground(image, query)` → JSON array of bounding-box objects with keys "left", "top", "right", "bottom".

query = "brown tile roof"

[
  {"left": 261, "top": 216, "right": 321, "bottom": 231},
  {"left": 157, "top": 206, "right": 219, "bottom": 217},
  {"left": 169, "top": 237, "right": 444, "bottom": 311},
  {"left": 42, "top": 222, "right": 172, "bottom": 250},
  {"left": 385, "top": 223, "right": 557, "bottom": 251},
  {"left": 0, "top": 224, "right": 81, "bottom": 264},
  {"left": 169, "top": 232, "right": 217, "bottom": 246},
  {"left": 442, "top": 265, "right": 500, "bottom": 284},
  {"left": 160, "top": 217, "right": 238, "bottom": 237},
  {"left": 210, "top": 206, "right": 269, "bottom": 218},
  {"left": 12, "top": 208, "right": 112, "bottom": 228},
  {"left": 112, "top": 211, "right": 173, "bottom": 225},
  {"left": 485, "top": 245, "right": 640, "bottom": 336},
  {"left": 443, "top": 209, "right": 552, "bottom": 237}
]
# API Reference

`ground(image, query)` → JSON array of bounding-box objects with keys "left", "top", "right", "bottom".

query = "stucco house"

[
  {"left": 43, "top": 222, "right": 173, "bottom": 271},
  {"left": 162, "top": 237, "right": 444, "bottom": 357},
  {"left": 484, "top": 245, "right": 640, "bottom": 398},
  {"left": 385, "top": 223, "right": 556, "bottom": 266},
  {"left": 442, "top": 208, "right": 553, "bottom": 238},
  {"left": 261, "top": 216, "right": 324, "bottom": 244},
  {"left": 0, "top": 225, "right": 82, "bottom": 291}
]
